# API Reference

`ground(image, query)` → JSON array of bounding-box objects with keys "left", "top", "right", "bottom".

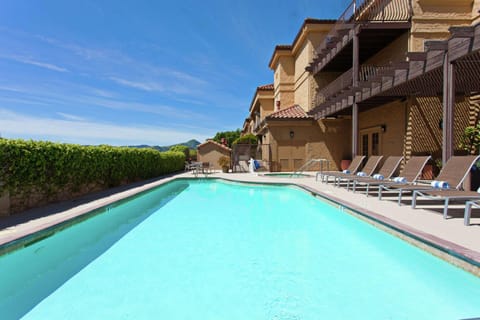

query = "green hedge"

[
  {"left": 0, "top": 139, "right": 185, "bottom": 194},
  {"left": 169, "top": 145, "right": 190, "bottom": 159}
]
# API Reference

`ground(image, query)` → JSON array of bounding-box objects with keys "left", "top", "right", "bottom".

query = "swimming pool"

[{"left": 1, "top": 179, "right": 479, "bottom": 319}]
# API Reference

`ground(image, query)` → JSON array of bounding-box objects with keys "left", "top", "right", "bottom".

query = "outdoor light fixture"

[
  {"left": 289, "top": 130, "right": 295, "bottom": 139},
  {"left": 381, "top": 125, "right": 386, "bottom": 132}
]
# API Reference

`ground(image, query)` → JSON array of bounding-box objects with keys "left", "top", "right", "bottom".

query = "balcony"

[
  {"left": 253, "top": 118, "right": 266, "bottom": 134},
  {"left": 308, "top": 0, "right": 412, "bottom": 75},
  {"left": 310, "top": 54, "right": 445, "bottom": 119},
  {"left": 315, "top": 64, "right": 392, "bottom": 106},
  {"left": 315, "top": 68, "right": 353, "bottom": 106}
]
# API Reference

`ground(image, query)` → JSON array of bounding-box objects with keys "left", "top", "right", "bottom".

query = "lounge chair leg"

[
  {"left": 443, "top": 198, "right": 449, "bottom": 219},
  {"left": 366, "top": 184, "right": 369, "bottom": 196},
  {"left": 411, "top": 191, "right": 417, "bottom": 209},
  {"left": 398, "top": 190, "right": 403, "bottom": 206},
  {"left": 464, "top": 202, "right": 472, "bottom": 226},
  {"left": 378, "top": 186, "right": 383, "bottom": 200}
]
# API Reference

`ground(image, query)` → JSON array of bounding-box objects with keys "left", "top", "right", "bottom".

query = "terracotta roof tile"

[
  {"left": 197, "top": 139, "right": 232, "bottom": 152},
  {"left": 257, "top": 83, "right": 274, "bottom": 90},
  {"left": 266, "top": 105, "right": 312, "bottom": 120}
]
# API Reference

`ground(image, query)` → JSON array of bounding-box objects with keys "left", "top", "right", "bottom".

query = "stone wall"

[{"left": 3, "top": 181, "right": 106, "bottom": 216}]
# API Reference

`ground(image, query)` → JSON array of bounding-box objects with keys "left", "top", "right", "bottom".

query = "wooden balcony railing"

[
  {"left": 314, "top": 0, "right": 411, "bottom": 60},
  {"left": 359, "top": 64, "right": 392, "bottom": 81},
  {"left": 356, "top": 0, "right": 411, "bottom": 22},
  {"left": 316, "top": 64, "right": 392, "bottom": 105},
  {"left": 253, "top": 119, "right": 266, "bottom": 133},
  {"left": 316, "top": 68, "right": 353, "bottom": 105}
]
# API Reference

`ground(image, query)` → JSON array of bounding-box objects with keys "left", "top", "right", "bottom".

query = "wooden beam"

[
  {"left": 443, "top": 53, "right": 454, "bottom": 164},
  {"left": 359, "top": 22, "right": 411, "bottom": 30},
  {"left": 425, "top": 41, "right": 447, "bottom": 72},
  {"left": 472, "top": 24, "right": 480, "bottom": 51},
  {"left": 352, "top": 33, "right": 359, "bottom": 157}
]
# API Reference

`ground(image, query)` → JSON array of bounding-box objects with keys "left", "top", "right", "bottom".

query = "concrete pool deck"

[{"left": 1, "top": 171, "right": 479, "bottom": 274}]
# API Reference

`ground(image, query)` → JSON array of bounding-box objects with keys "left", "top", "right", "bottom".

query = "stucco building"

[
  {"left": 243, "top": 0, "right": 480, "bottom": 173},
  {"left": 197, "top": 140, "right": 232, "bottom": 171}
]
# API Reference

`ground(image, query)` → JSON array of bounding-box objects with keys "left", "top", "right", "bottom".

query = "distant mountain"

[
  {"left": 129, "top": 139, "right": 201, "bottom": 151},
  {"left": 182, "top": 139, "right": 202, "bottom": 149}
]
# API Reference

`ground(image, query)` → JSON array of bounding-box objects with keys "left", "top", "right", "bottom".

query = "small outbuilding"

[{"left": 196, "top": 140, "right": 232, "bottom": 171}]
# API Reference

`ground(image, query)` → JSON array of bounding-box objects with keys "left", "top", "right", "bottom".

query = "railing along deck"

[
  {"left": 316, "top": 68, "right": 353, "bottom": 105},
  {"left": 356, "top": 0, "right": 411, "bottom": 22},
  {"left": 312, "top": 0, "right": 411, "bottom": 69},
  {"left": 316, "top": 64, "right": 392, "bottom": 105},
  {"left": 253, "top": 119, "right": 266, "bottom": 133}
]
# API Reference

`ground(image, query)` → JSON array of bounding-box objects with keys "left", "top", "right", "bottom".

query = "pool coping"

[
  {"left": 259, "top": 173, "right": 314, "bottom": 178},
  {"left": 0, "top": 174, "right": 479, "bottom": 276},
  {"left": 296, "top": 183, "right": 480, "bottom": 276},
  {"left": 0, "top": 176, "right": 180, "bottom": 253}
]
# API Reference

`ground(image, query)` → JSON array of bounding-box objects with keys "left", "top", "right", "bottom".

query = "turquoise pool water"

[{"left": 1, "top": 179, "right": 479, "bottom": 319}]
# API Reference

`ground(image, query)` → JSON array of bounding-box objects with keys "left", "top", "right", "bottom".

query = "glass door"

[{"left": 360, "top": 128, "right": 382, "bottom": 157}]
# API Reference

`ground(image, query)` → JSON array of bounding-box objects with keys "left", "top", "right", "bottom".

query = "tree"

[
  {"left": 232, "top": 133, "right": 257, "bottom": 145},
  {"left": 212, "top": 129, "right": 241, "bottom": 148},
  {"left": 189, "top": 149, "right": 197, "bottom": 161},
  {"left": 169, "top": 145, "right": 190, "bottom": 159}
]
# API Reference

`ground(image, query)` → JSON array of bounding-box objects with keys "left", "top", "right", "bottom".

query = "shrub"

[
  {"left": 218, "top": 156, "right": 231, "bottom": 168},
  {"left": 212, "top": 129, "right": 241, "bottom": 148},
  {"left": 189, "top": 149, "right": 197, "bottom": 161},
  {"left": 169, "top": 145, "right": 190, "bottom": 159},
  {"left": 232, "top": 133, "right": 257, "bottom": 145},
  {"left": 460, "top": 123, "right": 480, "bottom": 154},
  {"left": 0, "top": 139, "right": 185, "bottom": 206}
]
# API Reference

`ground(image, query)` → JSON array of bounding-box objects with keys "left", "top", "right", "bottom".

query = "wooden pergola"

[
  {"left": 308, "top": 23, "right": 480, "bottom": 164},
  {"left": 307, "top": 0, "right": 412, "bottom": 157}
]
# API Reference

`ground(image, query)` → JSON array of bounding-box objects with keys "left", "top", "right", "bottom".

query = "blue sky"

[{"left": 0, "top": 0, "right": 349, "bottom": 146}]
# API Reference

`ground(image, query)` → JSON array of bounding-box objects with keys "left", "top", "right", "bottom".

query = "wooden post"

[
  {"left": 442, "top": 53, "right": 454, "bottom": 165},
  {"left": 352, "top": 30, "right": 359, "bottom": 157}
]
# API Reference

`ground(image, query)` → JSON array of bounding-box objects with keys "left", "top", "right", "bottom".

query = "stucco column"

[
  {"left": 442, "top": 53, "right": 454, "bottom": 165},
  {"left": 352, "top": 30, "right": 359, "bottom": 157}
]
